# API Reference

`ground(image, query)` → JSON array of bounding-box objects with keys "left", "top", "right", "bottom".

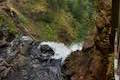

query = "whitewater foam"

[{"left": 39, "top": 42, "right": 83, "bottom": 61}]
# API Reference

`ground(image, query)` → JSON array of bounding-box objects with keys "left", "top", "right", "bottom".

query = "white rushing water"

[
  {"left": 21, "top": 36, "right": 83, "bottom": 61},
  {"left": 39, "top": 42, "right": 83, "bottom": 61},
  {"left": 70, "top": 43, "right": 83, "bottom": 51}
]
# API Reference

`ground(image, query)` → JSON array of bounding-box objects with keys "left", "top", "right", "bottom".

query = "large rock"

[
  {"left": 40, "top": 45, "right": 55, "bottom": 57},
  {"left": 63, "top": 50, "right": 107, "bottom": 80}
]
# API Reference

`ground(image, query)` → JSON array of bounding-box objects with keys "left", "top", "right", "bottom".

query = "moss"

[
  {"left": 0, "top": 14, "right": 17, "bottom": 34},
  {"left": 39, "top": 24, "right": 58, "bottom": 41}
]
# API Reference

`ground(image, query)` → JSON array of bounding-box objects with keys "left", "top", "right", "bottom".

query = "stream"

[{"left": 0, "top": 36, "right": 83, "bottom": 80}]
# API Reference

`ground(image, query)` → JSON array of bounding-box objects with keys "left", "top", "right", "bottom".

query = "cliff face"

[{"left": 63, "top": 0, "right": 114, "bottom": 80}]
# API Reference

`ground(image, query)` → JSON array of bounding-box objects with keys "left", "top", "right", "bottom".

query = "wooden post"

[{"left": 113, "top": 0, "right": 120, "bottom": 79}]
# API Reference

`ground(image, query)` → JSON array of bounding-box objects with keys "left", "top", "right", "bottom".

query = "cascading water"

[
  {"left": 0, "top": 36, "right": 83, "bottom": 80},
  {"left": 23, "top": 36, "right": 83, "bottom": 80},
  {"left": 39, "top": 41, "right": 83, "bottom": 62}
]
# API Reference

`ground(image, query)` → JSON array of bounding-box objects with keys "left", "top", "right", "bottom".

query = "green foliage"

[
  {"left": 40, "top": 24, "right": 57, "bottom": 41},
  {"left": 0, "top": 14, "right": 17, "bottom": 34},
  {"left": 10, "top": 0, "right": 97, "bottom": 43},
  {"left": 47, "top": 0, "right": 67, "bottom": 10},
  {"left": 66, "top": 0, "right": 96, "bottom": 42},
  {"left": 38, "top": 11, "right": 55, "bottom": 23},
  {"left": 67, "top": 0, "right": 96, "bottom": 21}
]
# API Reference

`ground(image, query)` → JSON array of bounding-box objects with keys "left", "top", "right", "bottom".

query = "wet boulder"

[{"left": 40, "top": 45, "right": 55, "bottom": 57}]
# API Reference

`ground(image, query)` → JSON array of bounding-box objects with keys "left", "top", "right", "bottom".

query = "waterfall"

[
  {"left": 20, "top": 36, "right": 83, "bottom": 61},
  {"left": 4, "top": 36, "right": 83, "bottom": 80},
  {"left": 39, "top": 41, "right": 83, "bottom": 62}
]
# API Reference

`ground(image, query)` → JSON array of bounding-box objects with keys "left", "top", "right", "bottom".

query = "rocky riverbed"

[{"left": 0, "top": 27, "right": 83, "bottom": 80}]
